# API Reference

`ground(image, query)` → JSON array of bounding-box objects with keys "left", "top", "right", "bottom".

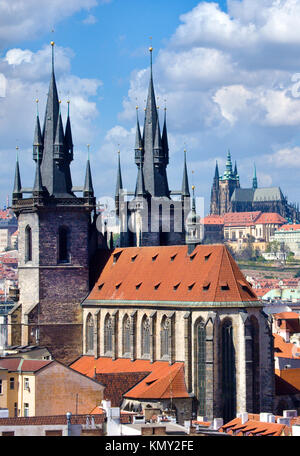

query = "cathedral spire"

[
  {"left": 214, "top": 161, "right": 219, "bottom": 182},
  {"left": 115, "top": 150, "right": 123, "bottom": 217},
  {"left": 135, "top": 164, "right": 146, "bottom": 197},
  {"left": 33, "top": 99, "right": 44, "bottom": 161},
  {"left": 13, "top": 147, "right": 22, "bottom": 200},
  {"left": 181, "top": 149, "right": 190, "bottom": 198},
  {"left": 253, "top": 163, "right": 258, "bottom": 189},
  {"left": 40, "top": 41, "right": 74, "bottom": 198},
  {"left": 83, "top": 144, "right": 94, "bottom": 198},
  {"left": 134, "top": 106, "right": 143, "bottom": 166},
  {"left": 161, "top": 107, "right": 169, "bottom": 165},
  {"left": 33, "top": 145, "right": 44, "bottom": 196},
  {"left": 64, "top": 100, "right": 74, "bottom": 162}
]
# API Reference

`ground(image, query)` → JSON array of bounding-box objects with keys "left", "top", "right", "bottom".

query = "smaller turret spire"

[
  {"left": 33, "top": 145, "right": 44, "bottom": 195},
  {"left": 253, "top": 163, "right": 258, "bottom": 189},
  {"left": 64, "top": 100, "right": 74, "bottom": 161},
  {"left": 13, "top": 147, "right": 22, "bottom": 200},
  {"left": 181, "top": 149, "right": 190, "bottom": 198},
  {"left": 33, "top": 99, "right": 44, "bottom": 161},
  {"left": 135, "top": 163, "right": 146, "bottom": 197},
  {"left": 83, "top": 144, "right": 94, "bottom": 197},
  {"left": 161, "top": 107, "right": 169, "bottom": 165}
]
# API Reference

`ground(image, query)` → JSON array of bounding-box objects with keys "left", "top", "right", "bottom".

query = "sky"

[{"left": 1, "top": 0, "right": 300, "bottom": 215}]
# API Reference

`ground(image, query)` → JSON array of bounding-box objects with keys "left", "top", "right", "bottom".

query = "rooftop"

[{"left": 85, "top": 245, "right": 259, "bottom": 307}]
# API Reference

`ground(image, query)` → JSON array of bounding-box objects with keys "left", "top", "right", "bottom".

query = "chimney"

[
  {"left": 212, "top": 418, "right": 223, "bottom": 430},
  {"left": 237, "top": 412, "right": 248, "bottom": 424},
  {"left": 278, "top": 417, "right": 291, "bottom": 426},
  {"left": 283, "top": 410, "right": 297, "bottom": 418}
]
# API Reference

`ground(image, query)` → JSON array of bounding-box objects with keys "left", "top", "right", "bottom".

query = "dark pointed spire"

[
  {"left": 134, "top": 106, "right": 143, "bottom": 165},
  {"left": 181, "top": 149, "right": 190, "bottom": 198},
  {"left": 115, "top": 150, "right": 123, "bottom": 196},
  {"left": 53, "top": 102, "right": 65, "bottom": 160},
  {"left": 33, "top": 99, "right": 44, "bottom": 161},
  {"left": 33, "top": 145, "right": 44, "bottom": 196},
  {"left": 214, "top": 161, "right": 219, "bottom": 182},
  {"left": 161, "top": 107, "right": 169, "bottom": 165},
  {"left": 13, "top": 147, "right": 22, "bottom": 200},
  {"left": 153, "top": 117, "right": 162, "bottom": 151},
  {"left": 253, "top": 163, "right": 258, "bottom": 189},
  {"left": 40, "top": 41, "right": 74, "bottom": 197},
  {"left": 83, "top": 144, "right": 94, "bottom": 197},
  {"left": 64, "top": 100, "right": 73, "bottom": 162},
  {"left": 135, "top": 164, "right": 146, "bottom": 197}
]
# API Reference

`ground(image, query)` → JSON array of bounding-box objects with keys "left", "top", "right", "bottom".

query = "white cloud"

[
  {"left": 266, "top": 146, "right": 300, "bottom": 168},
  {"left": 0, "top": 0, "right": 98, "bottom": 47}
]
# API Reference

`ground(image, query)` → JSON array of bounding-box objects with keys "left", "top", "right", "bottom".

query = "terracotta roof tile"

[
  {"left": 220, "top": 417, "right": 287, "bottom": 436},
  {"left": 86, "top": 245, "right": 259, "bottom": 305},
  {"left": 275, "top": 368, "right": 300, "bottom": 394},
  {"left": 70, "top": 356, "right": 189, "bottom": 400}
]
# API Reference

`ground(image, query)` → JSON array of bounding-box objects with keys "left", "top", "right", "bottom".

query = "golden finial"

[
  {"left": 136, "top": 105, "right": 139, "bottom": 110},
  {"left": 50, "top": 41, "right": 55, "bottom": 46},
  {"left": 192, "top": 185, "right": 195, "bottom": 190},
  {"left": 36, "top": 98, "right": 39, "bottom": 103},
  {"left": 59, "top": 99, "right": 61, "bottom": 104},
  {"left": 149, "top": 36, "right": 153, "bottom": 52}
]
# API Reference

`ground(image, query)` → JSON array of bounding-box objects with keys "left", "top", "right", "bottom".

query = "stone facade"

[{"left": 82, "top": 304, "right": 274, "bottom": 421}]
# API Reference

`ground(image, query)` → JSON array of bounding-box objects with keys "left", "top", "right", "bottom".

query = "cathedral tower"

[
  {"left": 8, "top": 42, "right": 99, "bottom": 364},
  {"left": 116, "top": 47, "right": 191, "bottom": 247}
]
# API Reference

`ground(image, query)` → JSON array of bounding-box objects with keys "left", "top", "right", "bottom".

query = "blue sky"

[{"left": 1, "top": 0, "right": 300, "bottom": 215}]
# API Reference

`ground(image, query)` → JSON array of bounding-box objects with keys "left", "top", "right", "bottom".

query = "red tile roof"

[
  {"left": 255, "top": 213, "right": 287, "bottom": 225},
  {"left": 273, "top": 334, "right": 300, "bottom": 359},
  {"left": 70, "top": 356, "right": 189, "bottom": 400},
  {"left": 95, "top": 372, "right": 149, "bottom": 406},
  {"left": 279, "top": 224, "right": 300, "bottom": 231},
  {"left": 223, "top": 211, "right": 262, "bottom": 226},
  {"left": 86, "top": 245, "right": 259, "bottom": 305},
  {"left": 202, "top": 215, "right": 224, "bottom": 225},
  {"left": 220, "top": 417, "right": 287, "bottom": 436},
  {"left": 0, "top": 357, "right": 52, "bottom": 372},
  {"left": 275, "top": 368, "right": 300, "bottom": 394}
]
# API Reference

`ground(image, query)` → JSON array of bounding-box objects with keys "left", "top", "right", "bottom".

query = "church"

[
  {"left": 210, "top": 150, "right": 299, "bottom": 221},
  {"left": 7, "top": 43, "right": 274, "bottom": 423}
]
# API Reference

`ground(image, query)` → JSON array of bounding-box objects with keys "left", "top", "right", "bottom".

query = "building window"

[
  {"left": 197, "top": 321, "right": 206, "bottom": 417},
  {"left": 10, "top": 377, "right": 14, "bottom": 390},
  {"left": 221, "top": 319, "right": 236, "bottom": 423},
  {"left": 24, "top": 378, "right": 30, "bottom": 391},
  {"left": 58, "top": 226, "right": 70, "bottom": 263},
  {"left": 122, "top": 315, "right": 131, "bottom": 356},
  {"left": 104, "top": 314, "right": 113, "bottom": 354},
  {"left": 161, "top": 316, "right": 170, "bottom": 359},
  {"left": 0, "top": 379, "right": 2, "bottom": 394},
  {"left": 141, "top": 315, "right": 150, "bottom": 357},
  {"left": 86, "top": 313, "right": 94, "bottom": 352},
  {"left": 24, "top": 403, "right": 29, "bottom": 417},
  {"left": 14, "top": 403, "right": 18, "bottom": 417},
  {"left": 25, "top": 225, "right": 32, "bottom": 262}
]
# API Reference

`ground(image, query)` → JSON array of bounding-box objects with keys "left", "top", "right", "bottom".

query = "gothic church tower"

[{"left": 8, "top": 42, "right": 99, "bottom": 364}]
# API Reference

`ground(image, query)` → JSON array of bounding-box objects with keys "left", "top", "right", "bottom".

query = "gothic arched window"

[
  {"left": 58, "top": 226, "right": 70, "bottom": 263},
  {"left": 161, "top": 316, "right": 170, "bottom": 359},
  {"left": 141, "top": 315, "right": 150, "bottom": 357},
  {"left": 122, "top": 315, "right": 131, "bottom": 356},
  {"left": 25, "top": 225, "right": 32, "bottom": 262},
  {"left": 86, "top": 313, "right": 94, "bottom": 352},
  {"left": 221, "top": 318, "right": 236, "bottom": 423},
  {"left": 196, "top": 320, "right": 206, "bottom": 417},
  {"left": 104, "top": 314, "right": 113, "bottom": 354}
]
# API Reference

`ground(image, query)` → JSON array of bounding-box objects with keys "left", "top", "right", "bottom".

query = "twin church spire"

[{"left": 117, "top": 46, "right": 190, "bottom": 204}]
